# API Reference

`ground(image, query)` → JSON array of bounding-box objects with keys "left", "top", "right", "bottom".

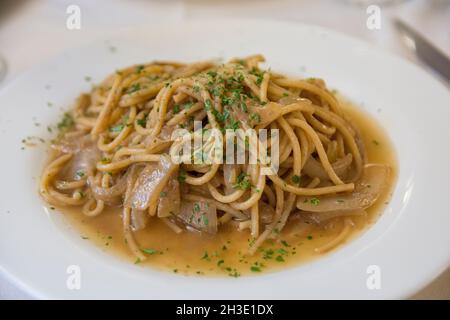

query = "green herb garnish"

[
  {"left": 75, "top": 170, "right": 85, "bottom": 178},
  {"left": 250, "top": 266, "right": 261, "bottom": 272},
  {"left": 142, "top": 248, "right": 158, "bottom": 255},
  {"left": 109, "top": 124, "right": 124, "bottom": 132},
  {"left": 57, "top": 112, "right": 74, "bottom": 131},
  {"left": 193, "top": 203, "right": 200, "bottom": 213},
  {"left": 137, "top": 113, "right": 148, "bottom": 128},
  {"left": 135, "top": 65, "right": 145, "bottom": 73},
  {"left": 178, "top": 169, "right": 186, "bottom": 183},
  {"left": 127, "top": 83, "right": 141, "bottom": 94},
  {"left": 291, "top": 175, "right": 301, "bottom": 184},
  {"left": 233, "top": 172, "right": 251, "bottom": 190},
  {"left": 201, "top": 251, "right": 209, "bottom": 260}
]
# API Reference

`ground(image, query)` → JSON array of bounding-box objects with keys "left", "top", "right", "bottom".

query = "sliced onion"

[
  {"left": 300, "top": 209, "right": 366, "bottom": 224},
  {"left": 229, "top": 101, "right": 281, "bottom": 129},
  {"left": 59, "top": 135, "right": 101, "bottom": 180},
  {"left": 125, "top": 155, "right": 178, "bottom": 211},
  {"left": 177, "top": 199, "right": 218, "bottom": 234},
  {"left": 297, "top": 164, "right": 390, "bottom": 212},
  {"left": 259, "top": 201, "right": 275, "bottom": 224},
  {"left": 303, "top": 154, "right": 353, "bottom": 181},
  {"left": 252, "top": 102, "right": 282, "bottom": 127},
  {"left": 87, "top": 173, "right": 128, "bottom": 204},
  {"left": 157, "top": 176, "right": 180, "bottom": 218},
  {"left": 159, "top": 125, "right": 175, "bottom": 141},
  {"left": 130, "top": 208, "right": 149, "bottom": 231},
  {"left": 279, "top": 96, "right": 311, "bottom": 106},
  {"left": 187, "top": 184, "right": 211, "bottom": 197}
]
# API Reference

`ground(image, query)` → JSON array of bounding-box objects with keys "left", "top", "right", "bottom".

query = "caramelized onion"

[
  {"left": 259, "top": 201, "right": 275, "bottom": 224},
  {"left": 126, "top": 155, "right": 178, "bottom": 212},
  {"left": 130, "top": 208, "right": 149, "bottom": 231},
  {"left": 301, "top": 210, "right": 366, "bottom": 224},
  {"left": 88, "top": 174, "right": 128, "bottom": 204},
  {"left": 177, "top": 199, "right": 218, "bottom": 234},
  {"left": 297, "top": 164, "right": 390, "bottom": 212},
  {"left": 303, "top": 154, "right": 353, "bottom": 181},
  {"left": 157, "top": 177, "right": 181, "bottom": 218},
  {"left": 60, "top": 136, "right": 101, "bottom": 180}
]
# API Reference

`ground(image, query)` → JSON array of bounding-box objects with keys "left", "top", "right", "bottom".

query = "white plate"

[{"left": 0, "top": 19, "right": 449, "bottom": 299}]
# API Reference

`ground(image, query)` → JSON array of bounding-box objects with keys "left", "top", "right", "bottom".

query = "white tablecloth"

[{"left": 0, "top": 0, "right": 449, "bottom": 299}]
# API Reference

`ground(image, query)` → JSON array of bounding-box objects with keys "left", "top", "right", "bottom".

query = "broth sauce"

[{"left": 59, "top": 101, "right": 398, "bottom": 277}]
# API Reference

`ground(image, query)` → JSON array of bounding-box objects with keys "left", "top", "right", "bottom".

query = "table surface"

[{"left": 0, "top": 0, "right": 448, "bottom": 299}]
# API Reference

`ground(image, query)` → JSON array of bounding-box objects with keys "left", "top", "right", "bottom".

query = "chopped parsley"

[
  {"left": 262, "top": 249, "right": 274, "bottom": 260},
  {"left": 109, "top": 124, "right": 124, "bottom": 133},
  {"left": 101, "top": 157, "right": 111, "bottom": 164},
  {"left": 178, "top": 169, "right": 186, "bottom": 183},
  {"left": 183, "top": 101, "right": 194, "bottom": 109},
  {"left": 141, "top": 248, "right": 158, "bottom": 255},
  {"left": 193, "top": 203, "right": 201, "bottom": 213},
  {"left": 135, "top": 65, "right": 145, "bottom": 73},
  {"left": 233, "top": 172, "right": 251, "bottom": 190},
  {"left": 228, "top": 269, "right": 241, "bottom": 278},
  {"left": 207, "top": 71, "right": 217, "bottom": 78},
  {"left": 249, "top": 67, "right": 265, "bottom": 85},
  {"left": 281, "top": 240, "right": 290, "bottom": 247},
  {"left": 137, "top": 113, "right": 148, "bottom": 128},
  {"left": 204, "top": 99, "right": 213, "bottom": 111},
  {"left": 291, "top": 175, "right": 301, "bottom": 184},
  {"left": 202, "top": 214, "right": 209, "bottom": 226},
  {"left": 249, "top": 112, "right": 261, "bottom": 124},
  {"left": 201, "top": 251, "right": 210, "bottom": 261},
  {"left": 225, "top": 117, "right": 240, "bottom": 131},
  {"left": 146, "top": 75, "right": 160, "bottom": 82},
  {"left": 127, "top": 83, "right": 141, "bottom": 94},
  {"left": 57, "top": 112, "right": 74, "bottom": 131},
  {"left": 250, "top": 266, "right": 261, "bottom": 272},
  {"left": 75, "top": 170, "right": 85, "bottom": 178},
  {"left": 173, "top": 105, "right": 180, "bottom": 114}
]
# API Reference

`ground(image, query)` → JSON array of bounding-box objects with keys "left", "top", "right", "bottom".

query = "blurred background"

[{"left": 0, "top": 0, "right": 448, "bottom": 299}]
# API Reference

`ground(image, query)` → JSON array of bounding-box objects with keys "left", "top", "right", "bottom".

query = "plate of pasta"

[{"left": 0, "top": 19, "right": 449, "bottom": 299}]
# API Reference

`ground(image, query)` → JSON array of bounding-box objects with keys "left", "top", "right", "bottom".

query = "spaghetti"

[{"left": 40, "top": 55, "right": 392, "bottom": 264}]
